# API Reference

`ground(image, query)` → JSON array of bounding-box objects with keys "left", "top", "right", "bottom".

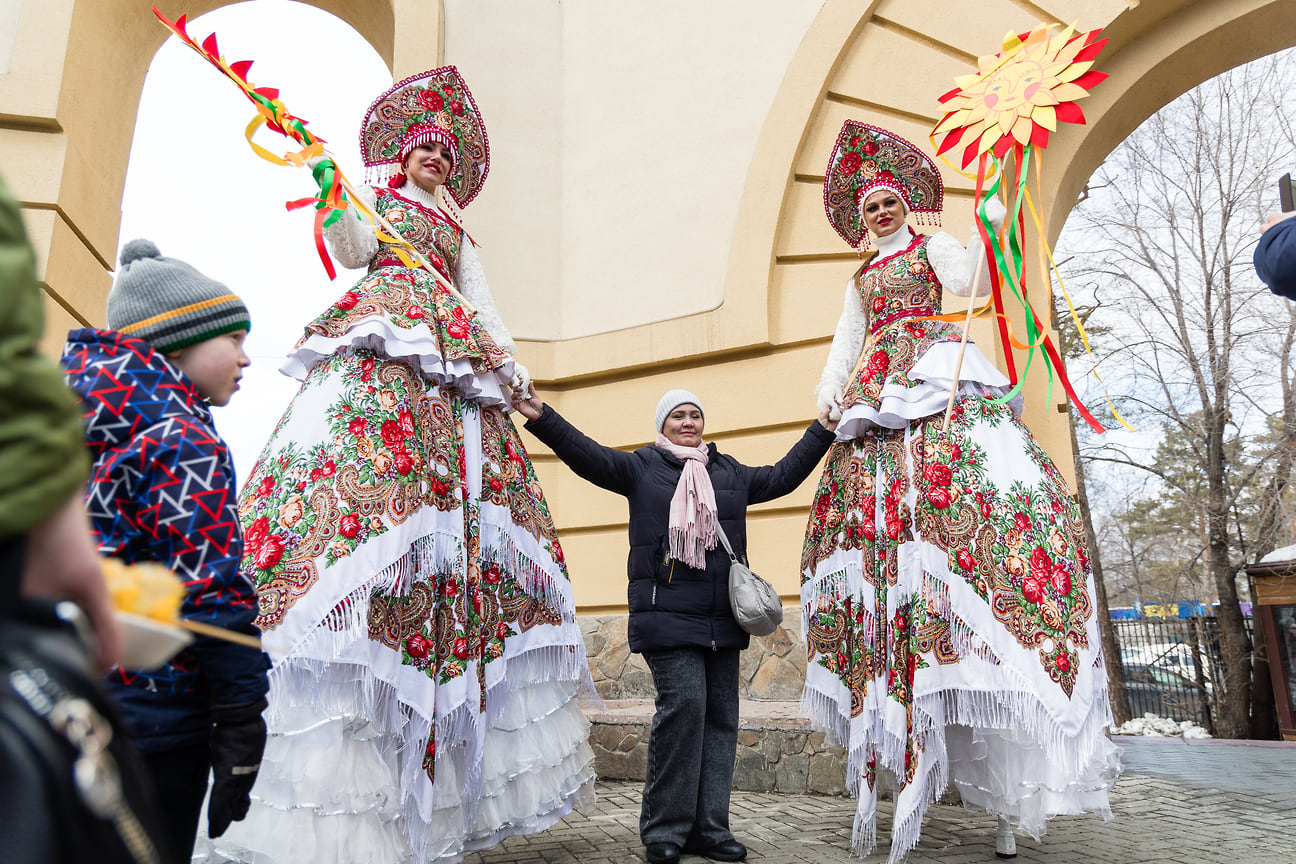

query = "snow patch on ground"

[{"left": 1111, "top": 713, "right": 1212, "bottom": 738}]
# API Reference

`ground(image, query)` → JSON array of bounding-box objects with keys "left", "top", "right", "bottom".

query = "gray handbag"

[{"left": 715, "top": 520, "right": 783, "bottom": 636}]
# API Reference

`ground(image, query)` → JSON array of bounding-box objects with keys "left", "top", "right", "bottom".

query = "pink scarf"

[{"left": 655, "top": 434, "right": 718, "bottom": 569}]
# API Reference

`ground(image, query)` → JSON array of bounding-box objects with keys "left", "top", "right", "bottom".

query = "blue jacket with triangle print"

[{"left": 62, "top": 328, "right": 268, "bottom": 753}]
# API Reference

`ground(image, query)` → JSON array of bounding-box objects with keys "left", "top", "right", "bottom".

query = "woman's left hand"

[{"left": 817, "top": 408, "right": 839, "bottom": 432}]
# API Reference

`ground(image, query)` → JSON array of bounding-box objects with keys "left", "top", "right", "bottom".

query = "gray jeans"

[{"left": 640, "top": 647, "right": 740, "bottom": 848}]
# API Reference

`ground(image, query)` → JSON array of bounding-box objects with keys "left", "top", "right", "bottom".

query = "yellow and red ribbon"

[{"left": 152, "top": 7, "right": 461, "bottom": 292}]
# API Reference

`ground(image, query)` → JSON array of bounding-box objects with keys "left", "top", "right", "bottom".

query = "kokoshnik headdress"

[
  {"left": 360, "top": 66, "right": 490, "bottom": 209},
  {"left": 823, "top": 121, "right": 943, "bottom": 248}
]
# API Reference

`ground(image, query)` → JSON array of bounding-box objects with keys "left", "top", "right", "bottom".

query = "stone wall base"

[
  {"left": 588, "top": 699, "right": 848, "bottom": 796},
  {"left": 579, "top": 607, "right": 847, "bottom": 795}
]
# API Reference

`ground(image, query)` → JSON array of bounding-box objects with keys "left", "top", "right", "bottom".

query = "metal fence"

[{"left": 1111, "top": 615, "right": 1254, "bottom": 733}]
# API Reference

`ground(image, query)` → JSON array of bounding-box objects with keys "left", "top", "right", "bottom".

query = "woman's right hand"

[{"left": 511, "top": 381, "right": 545, "bottom": 421}]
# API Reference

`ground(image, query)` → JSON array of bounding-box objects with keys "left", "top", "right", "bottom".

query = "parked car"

[{"left": 1122, "top": 662, "right": 1211, "bottom": 728}]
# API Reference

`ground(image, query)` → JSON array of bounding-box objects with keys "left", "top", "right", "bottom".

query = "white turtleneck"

[
  {"left": 395, "top": 179, "right": 439, "bottom": 211},
  {"left": 871, "top": 224, "right": 916, "bottom": 260}
]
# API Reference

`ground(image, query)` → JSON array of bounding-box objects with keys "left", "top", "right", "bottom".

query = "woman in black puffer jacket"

[{"left": 513, "top": 386, "right": 835, "bottom": 864}]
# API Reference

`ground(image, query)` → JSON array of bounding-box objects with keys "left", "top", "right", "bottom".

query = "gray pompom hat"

[
  {"left": 106, "top": 239, "right": 250, "bottom": 353},
  {"left": 655, "top": 389, "right": 704, "bottom": 432}
]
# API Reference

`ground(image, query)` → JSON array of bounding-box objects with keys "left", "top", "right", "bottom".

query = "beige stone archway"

[
  {"left": 9, "top": 0, "right": 1296, "bottom": 611},
  {"left": 520, "top": 0, "right": 1296, "bottom": 609}
]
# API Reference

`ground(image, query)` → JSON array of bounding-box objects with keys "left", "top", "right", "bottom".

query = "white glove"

[
  {"left": 982, "top": 196, "right": 1008, "bottom": 231},
  {"left": 816, "top": 383, "right": 843, "bottom": 422},
  {"left": 509, "top": 362, "right": 531, "bottom": 396}
]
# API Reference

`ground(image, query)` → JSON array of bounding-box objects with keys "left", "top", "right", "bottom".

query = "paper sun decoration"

[
  {"left": 930, "top": 22, "right": 1122, "bottom": 433},
  {"left": 152, "top": 7, "right": 457, "bottom": 291},
  {"left": 933, "top": 23, "right": 1108, "bottom": 167}
]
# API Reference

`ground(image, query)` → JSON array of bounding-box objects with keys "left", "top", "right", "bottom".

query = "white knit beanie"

[{"left": 655, "top": 389, "right": 704, "bottom": 432}]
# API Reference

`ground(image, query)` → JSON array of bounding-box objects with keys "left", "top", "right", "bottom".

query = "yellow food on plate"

[{"left": 103, "top": 558, "right": 185, "bottom": 624}]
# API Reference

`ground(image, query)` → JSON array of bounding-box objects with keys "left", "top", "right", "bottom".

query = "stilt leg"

[{"left": 995, "top": 816, "right": 1016, "bottom": 859}]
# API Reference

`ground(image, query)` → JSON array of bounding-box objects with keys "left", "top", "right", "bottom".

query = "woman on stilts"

[
  {"left": 203, "top": 66, "right": 596, "bottom": 864},
  {"left": 800, "top": 121, "right": 1119, "bottom": 863}
]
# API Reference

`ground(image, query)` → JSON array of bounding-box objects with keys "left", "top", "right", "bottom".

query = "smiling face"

[
  {"left": 166, "top": 329, "right": 250, "bottom": 406},
  {"left": 861, "top": 189, "right": 907, "bottom": 239},
  {"left": 662, "top": 404, "right": 704, "bottom": 447},
  {"left": 403, "top": 142, "right": 454, "bottom": 194}
]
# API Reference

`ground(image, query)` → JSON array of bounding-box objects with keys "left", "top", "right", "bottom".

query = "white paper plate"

[{"left": 116, "top": 611, "right": 193, "bottom": 669}]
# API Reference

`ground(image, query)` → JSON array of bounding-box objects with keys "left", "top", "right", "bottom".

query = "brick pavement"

[{"left": 464, "top": 738, "right": 1296, "bottom": 864}]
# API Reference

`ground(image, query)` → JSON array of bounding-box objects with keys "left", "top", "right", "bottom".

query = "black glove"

[{"left": 207, "top": 697, "right": 267, "bottom": 838}]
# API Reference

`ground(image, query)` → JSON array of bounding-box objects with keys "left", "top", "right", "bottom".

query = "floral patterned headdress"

[
  {"left": 823, "top": 121, "right": 943, "bottom": 248},
  {"left": 360, "top": 66, "right": 490, "bottom": 208}
]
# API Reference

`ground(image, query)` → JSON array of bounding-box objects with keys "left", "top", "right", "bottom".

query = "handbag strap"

[
  {"left": 3, "top": 604, "right": 164, "bottom": 864},
  {"left": 713, "top": 517, "right": 739, "bottom": 564}
]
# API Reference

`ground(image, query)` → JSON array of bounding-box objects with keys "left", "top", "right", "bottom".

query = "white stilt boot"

[{"left": 995, "top": 816, "right": 1016, "bottom": 859}]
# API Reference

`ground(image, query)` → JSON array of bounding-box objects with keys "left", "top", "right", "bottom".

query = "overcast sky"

[{"left": 121, "top": 0, "right": 391, "bottom": 481}]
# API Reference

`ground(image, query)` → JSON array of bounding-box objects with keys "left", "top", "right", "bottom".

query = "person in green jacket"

[{"left": 0, "top": 174, "right": 118, "bottom": 667}]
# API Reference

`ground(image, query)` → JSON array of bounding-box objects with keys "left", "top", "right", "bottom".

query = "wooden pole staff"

[{"left": 176, "top": 618, "right": 264, "bottom": 650}]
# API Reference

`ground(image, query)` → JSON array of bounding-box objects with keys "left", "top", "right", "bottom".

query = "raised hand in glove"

[
  {"left": 208, "top": 697, "right": 268, "bottom": 838},
  {"left": 981, "top": 195, "right": 1008, "bottom": 231},
  {"left": 815, "top": 383, "right": 843, "bottom": 422},
  {"left": 308, "top": 155, "right": 337, "bottom": 191},
  {"left": 510, "top": 361, "right": 532, "bottom": 397}
]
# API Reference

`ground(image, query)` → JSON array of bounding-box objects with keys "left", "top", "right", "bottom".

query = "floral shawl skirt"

[
  {"left": 204, "top": 275, "right": 595, "bottom": 864},
  {"left": 801, "top": 397, "right": 1118, "bottom": 863}
]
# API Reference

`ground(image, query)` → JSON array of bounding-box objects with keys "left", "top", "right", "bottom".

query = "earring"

[{"left": 387, "top": 171, "right": 407, "bottom": 188}]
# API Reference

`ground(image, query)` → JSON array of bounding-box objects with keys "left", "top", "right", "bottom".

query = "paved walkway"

[{"left": 464, "top": 737, "right": 1296, "bottom": 864}]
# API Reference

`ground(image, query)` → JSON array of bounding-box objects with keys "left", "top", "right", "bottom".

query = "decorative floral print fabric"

[
  {"left": 243, "top": 349, "right": 561, "bottom": 637},
  {"left": 297, "top": 189, "right": 511, "bottom": 377},
  {"left": 839, "top": 233, "right": 963, "bottom": 411},
  {"left": 214, "top": 193, "right": 594, "bottom": 864},
  {"left": 801, "top": 237, "right": 1115, "bottom": 864},
  {"left": 804, "top": 400, "right": 1093, "bottom": 700}
]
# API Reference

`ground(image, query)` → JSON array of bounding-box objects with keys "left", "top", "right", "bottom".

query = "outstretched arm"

[
  {"left": 516, "top": 387, "right": 642, "bottom": 497},
  {"left": 926, "top": 196, "right": 1006, "bottom": 298},
  {"left": 744, "top": 420, "right": 837, "bottom": 505},
  {"left": 816, "top": 277, "right": 869, "bottom": 421}
]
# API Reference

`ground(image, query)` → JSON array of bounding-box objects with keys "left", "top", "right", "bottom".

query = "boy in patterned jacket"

[{"left": 61, "top": 239, "right": 268, "bottom": 863}]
